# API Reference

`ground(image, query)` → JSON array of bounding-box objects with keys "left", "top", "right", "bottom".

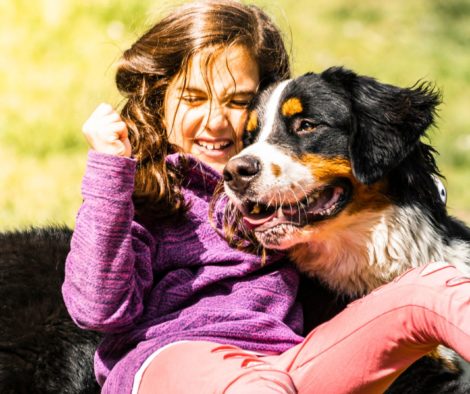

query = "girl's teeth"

[{"left": 198, "top": 141, "right": 231, "bottom": 150}]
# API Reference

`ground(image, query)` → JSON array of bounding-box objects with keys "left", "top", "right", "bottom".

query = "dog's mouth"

[{"left": 240, "top": 180, "right": 352, "bottom": 232}]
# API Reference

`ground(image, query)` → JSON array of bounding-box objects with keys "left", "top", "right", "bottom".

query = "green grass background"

[{"left": 1, "top": 0, "right": 469, "bottom": 230}]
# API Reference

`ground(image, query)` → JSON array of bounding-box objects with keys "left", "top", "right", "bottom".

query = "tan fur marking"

[
  {"left": 427, "top": 349, "right": 460, "bottom": 372},
  {"left": 300, "top": 154, "right": 390, "bottom": 213},
  {"left": 282, "top": 97, "right": 303, "bottom": 117},
  {"left": 300, "top": 155, "right": 352, "bottom": 182},
  {"left": 271, "top": 163, "right": 282, "bottom": 177},
  {"left": 246, "top": 110, "right": 258, "bottom": 132}
]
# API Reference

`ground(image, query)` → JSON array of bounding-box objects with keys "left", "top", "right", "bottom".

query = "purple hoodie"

[{"left": 62, "top": 151, "right": 303, "bottom": 393}]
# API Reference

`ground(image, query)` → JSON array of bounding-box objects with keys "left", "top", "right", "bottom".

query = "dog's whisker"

[
  {"left": 277, "top": 190, "right": 283, "bottom": 212},
  {"left": 292, "top": 181, "right": 309, "bottom": 202},
  {"left": 290, "top": 182, "right": 310, "bottom": 222},
  {"left": 267, "top": 194, "right": 276, "bottom": 210},
  {"left": 287, "top": 188, "right": 302, "bottom": 224}
]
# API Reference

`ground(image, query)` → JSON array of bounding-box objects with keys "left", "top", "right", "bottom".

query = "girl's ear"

[{"left": 321, "top": 67, "right": 441, "bottom": 185}]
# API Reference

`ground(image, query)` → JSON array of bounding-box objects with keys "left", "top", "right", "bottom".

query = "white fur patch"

[{"left": 257, "top": 80, "right": 291, "bottom": 143}]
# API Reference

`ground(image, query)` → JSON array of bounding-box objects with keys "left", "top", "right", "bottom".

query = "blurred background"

[{"left": 1, "top": 0, "right": 469, "bottom": 230}]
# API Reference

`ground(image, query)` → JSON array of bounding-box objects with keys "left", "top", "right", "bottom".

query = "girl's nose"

[{"left": 204, "top": 102, "right": 229, "bottom": 133}]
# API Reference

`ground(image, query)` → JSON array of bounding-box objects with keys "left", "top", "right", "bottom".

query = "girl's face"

[{"left": 164, "top": 45, "right": 260, "bottom": 173}]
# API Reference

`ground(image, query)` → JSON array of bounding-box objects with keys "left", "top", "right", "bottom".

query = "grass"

[{"left": 1, "top": 0, "right": 469, "bottom": 230}]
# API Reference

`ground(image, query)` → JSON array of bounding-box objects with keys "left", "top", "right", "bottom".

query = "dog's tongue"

[{"left": 243, "top": 212, "right": 277, "bottom": 229}]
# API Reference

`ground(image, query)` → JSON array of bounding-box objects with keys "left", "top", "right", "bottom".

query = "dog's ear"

[{"left": 321, "top": 67, "right": 441, "bottom": 184}]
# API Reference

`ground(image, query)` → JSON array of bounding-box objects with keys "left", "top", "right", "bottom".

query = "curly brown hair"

[{"left": 115, "top": 0, "right": 291, "bottom": 220}]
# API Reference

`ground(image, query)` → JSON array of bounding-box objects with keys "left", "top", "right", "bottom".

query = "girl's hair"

[{"left": 116, "top": 0, "right": 291, "bottom": 220}]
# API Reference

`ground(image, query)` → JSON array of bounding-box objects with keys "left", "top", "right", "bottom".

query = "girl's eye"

[
  {"left": 296, "top": 120, "right": 319, "bottom": 134},
  {"left": 182, "top": 96, "right": 205, "bottom": 105},
  {"left": 229, "top": 99, "right": 251, "bottom": 109}
]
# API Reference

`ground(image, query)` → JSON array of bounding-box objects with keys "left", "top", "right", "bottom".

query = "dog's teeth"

[{"left": 308, "top": 193, "right": 319, "bottom": 203}]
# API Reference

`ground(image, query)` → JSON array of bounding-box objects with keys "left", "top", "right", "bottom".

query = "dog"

[
  {"left": 223, "top": 66, "right": 470, "bottom": 392},
  {"left": 0, "top": 226, "right": 101, "bottom": 393}
]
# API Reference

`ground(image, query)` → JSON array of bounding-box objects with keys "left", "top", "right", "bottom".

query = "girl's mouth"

[{"left": 195, "top": 139, "right": 233, "bottom": 151}]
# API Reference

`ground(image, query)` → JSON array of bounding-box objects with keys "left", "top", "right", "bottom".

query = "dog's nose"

[{"left": 223, "top": 156, "right": 261, "bottom": 193}]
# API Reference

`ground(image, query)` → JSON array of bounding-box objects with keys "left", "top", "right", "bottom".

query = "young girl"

[{"left": 63, "top": 1, "right": 470, "bottom": 393}]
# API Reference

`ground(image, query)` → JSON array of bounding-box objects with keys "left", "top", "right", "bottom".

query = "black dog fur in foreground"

[
  {"left": 0, "top": 226, "right": 468, "bottom": 393},
  {"left": 0, "top": 227, "right": 101, "bottom": 394}
]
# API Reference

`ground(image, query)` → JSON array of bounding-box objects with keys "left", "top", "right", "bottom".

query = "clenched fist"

[{"left": 82, "top": 103, "right": 132, "bottom": 157}]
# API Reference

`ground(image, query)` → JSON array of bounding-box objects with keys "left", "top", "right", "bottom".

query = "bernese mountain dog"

[{"left": 223, "top": 66, "right": 470, "bottom": 392}]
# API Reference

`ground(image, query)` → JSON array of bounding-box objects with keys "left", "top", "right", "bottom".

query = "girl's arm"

[
  {"left": 62, "top": 151, "right": 155, "bottom": 332},
  {"left": 62, "top": 104, "right": 154, "bottom": 332}
]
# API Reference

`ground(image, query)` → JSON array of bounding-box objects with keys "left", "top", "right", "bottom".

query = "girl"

[{"left": 63, "top": 1, "right": 470, "bottom": 393}]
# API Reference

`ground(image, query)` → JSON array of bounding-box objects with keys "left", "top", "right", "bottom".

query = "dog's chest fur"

[{"left": 291, "top": 204, "right": 470, "bottom": 297}]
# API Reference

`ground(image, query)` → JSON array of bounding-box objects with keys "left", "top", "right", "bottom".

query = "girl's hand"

[{"left": 82, "top": 103, "right": 132, "bottom": 157}]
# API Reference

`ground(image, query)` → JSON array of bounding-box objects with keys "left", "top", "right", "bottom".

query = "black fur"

[
  {"left": 0, "top": 227, "right": 101, "bottom": 393},
  {"left": 319, "top": 67, "right": 442, "bottom": 185},
  {"left": 317, "top": 67, "right": 470, "bottom": 243}
]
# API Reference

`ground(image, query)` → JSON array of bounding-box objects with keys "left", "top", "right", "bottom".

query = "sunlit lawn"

[{"left": 1, "top": 0, "right": 469, "bottom": 230}]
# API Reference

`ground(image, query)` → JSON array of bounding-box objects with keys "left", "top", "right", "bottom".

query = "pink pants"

[{"left": 138, "top": 262, "right": 470, "bottom": 393}]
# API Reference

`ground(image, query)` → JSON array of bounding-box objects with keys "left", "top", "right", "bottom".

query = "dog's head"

[{"left": 223, "top": 67, "right": 443, "bottom": 251}]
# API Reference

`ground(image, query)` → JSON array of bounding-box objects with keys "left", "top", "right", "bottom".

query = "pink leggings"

[{"left": 138, "top": 262, "right": 470, "bottom": 393}]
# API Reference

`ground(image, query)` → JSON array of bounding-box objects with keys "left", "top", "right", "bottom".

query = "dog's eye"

[{"left": 296, "top": 120, "right": 318, "bottom": 134}]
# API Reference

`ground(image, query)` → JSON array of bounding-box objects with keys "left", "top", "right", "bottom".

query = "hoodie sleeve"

[{"left": 62, "top": 150, "right": 155, "bottom": 332}]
